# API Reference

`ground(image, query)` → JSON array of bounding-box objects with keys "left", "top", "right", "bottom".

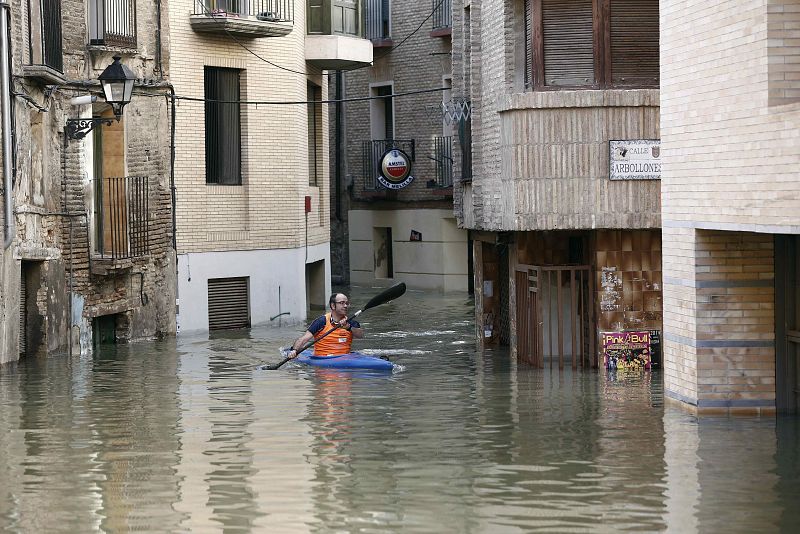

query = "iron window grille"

[
  {"left": 432, "top": 0, "right": 451, "bottom": 31},
  {"left": 27, "top": 0, "right": 63, "bottom": 72},
  {"left": 430, "top": 136, "right": 453, "bottom": 187},
  {"left": 205, "top": 67, "right": 242, "bottom": 185},
  {"left": 366, "top": 0, "right": 390, "bottom": 40},
  {"left": 89, "top": 0, "right": 137, "bottom": 48},
  {"left": 93, "top": 176, "right": 150, "bottom": 259}
]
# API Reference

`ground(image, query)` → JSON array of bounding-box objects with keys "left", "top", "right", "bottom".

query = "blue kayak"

[{"left": 296, "top": 350, "right": 394, "bottom": 371}]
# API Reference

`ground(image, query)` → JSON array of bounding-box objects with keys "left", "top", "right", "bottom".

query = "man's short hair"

[{"left": 329, "top": 293, "right": 343, "bottom": 308}]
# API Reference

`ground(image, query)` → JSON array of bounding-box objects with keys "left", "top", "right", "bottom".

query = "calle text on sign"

[{"left": 609, "top": 139, "right": 661, "bottom": 180}]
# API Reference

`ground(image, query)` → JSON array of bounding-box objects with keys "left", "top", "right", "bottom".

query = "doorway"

[
  {"left": 515, "top": 264, "right": 596, "bottom": 368},
  {"left": 776, "top": 234, "right": 799, "bottom": 414}
]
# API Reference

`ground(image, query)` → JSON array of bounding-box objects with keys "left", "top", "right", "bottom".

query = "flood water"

[{"left": 1, "top": 287, "right": 799, "bottom": 533}]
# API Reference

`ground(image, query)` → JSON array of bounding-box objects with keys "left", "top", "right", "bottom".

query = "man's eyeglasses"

[{"left": 335, "top": 301, "right": 349, "bottom": 305}]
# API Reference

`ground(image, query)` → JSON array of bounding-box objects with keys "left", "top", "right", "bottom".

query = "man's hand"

[
  {"left": 287, "top": 349, "right": 298, "bottom": 359},
  {"left": 336, "top": 318, "right": 352, "bottom": 331}
]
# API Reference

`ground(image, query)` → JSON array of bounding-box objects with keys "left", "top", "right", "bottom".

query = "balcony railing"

[
  {"left": 366, "top": 0, "right": 390, "bottom": 41},
  {"left": 94, "top": 176, "right": 150, "bottom": 260},
  {"left": 430, "top": 136, "right": 453, "bottom": 188},
  {"left": 307, "top": 0, "right": 364, "bottom": 38},
  {"left": 193, "top": 0, "right": 294, "bottom": 22},
  {"left": 362, "top": 139, "right": 415, "bottom": 190},
  {"left": 89, "top": 0, "right": 137, "bottom": 48},
  {"left": 432, "top": 0, "right": 451, "bottom": 32}
]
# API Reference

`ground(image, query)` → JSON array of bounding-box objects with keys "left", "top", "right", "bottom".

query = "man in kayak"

[{"left": 286, "top": 292, "right": 364, "bottom": 358}]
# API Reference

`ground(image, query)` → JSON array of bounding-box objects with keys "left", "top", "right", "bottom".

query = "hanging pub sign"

[
  {"left": 609, "top": 139, "right": 661, "bottom": 180},
  {"left": 602, "top": 331, "right": 652, "bottom": 370},
  {"left": 377, "top": 148, "right": 415, "bottom": 189}
]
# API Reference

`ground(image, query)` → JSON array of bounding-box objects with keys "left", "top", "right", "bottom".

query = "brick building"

[
  {"left": 0, "top": 0, "right": 176, "bottom": 362},
  {"left": 660, "top": 0, "right": 800, "bottom": 415},
  {"left": 330, "top": 0, "right": 469, "bottom": 291},
  {"left": 169, "top": 1, "right": 372, "bottom": 333},
  {"left": 452, "top": 0, "right": 662, "bottom": 367}
]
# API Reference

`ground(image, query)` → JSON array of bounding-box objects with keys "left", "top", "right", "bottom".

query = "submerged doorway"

[
  {"left": 515, "top": 264, "right": 596, "bottom": 368},
  {"left": 776, "top": 234, "right": 799, "bottom": 414}
]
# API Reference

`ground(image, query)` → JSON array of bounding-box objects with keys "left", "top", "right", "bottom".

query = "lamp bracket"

[{"left": 65, "top": 117, "right": 116, "bottom": 140}]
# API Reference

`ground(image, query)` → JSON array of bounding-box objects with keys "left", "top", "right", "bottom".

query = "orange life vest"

[{"left": 313, "top": 312, "right": 353, "bottom": 356}]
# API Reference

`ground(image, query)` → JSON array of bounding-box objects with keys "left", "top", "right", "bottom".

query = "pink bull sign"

[{"left": 602, "top": 331, "right": 652, "bottom": 370}]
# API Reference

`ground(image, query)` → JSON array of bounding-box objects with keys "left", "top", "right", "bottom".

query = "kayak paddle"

[{"left": 261, "top": 282, "right": 407, "bottom": 370}]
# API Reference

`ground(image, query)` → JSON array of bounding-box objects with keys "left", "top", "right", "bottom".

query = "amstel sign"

[{"left": 377, "top": 148, "right": 414, "bottom": 189}]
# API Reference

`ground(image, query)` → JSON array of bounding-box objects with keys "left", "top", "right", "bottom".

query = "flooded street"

[{"left": 1, "top": 287, "right": 799, "bottom": 533}]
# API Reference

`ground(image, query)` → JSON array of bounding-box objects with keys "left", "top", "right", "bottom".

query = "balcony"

[
  {"left": 91, "top": 176, "right": 151, "bottom": 272},
  {"left": 190, "top": 0, "right": 294, "bottom": 38},
  {"left": 23, "top": 0, "right": 64, "bottom": 84},
  {"left": 431, "top": 0, "right": 451, "bottom": 37},
  {"left": 366, "top": 0, "right": 391, "bottom": 46},
  {"left": 306, "top": 0, "right": 372, "bottom": 69},
  {"left": 429, "top": 136, "right": 453, "bottom": 189},
  {"left": 89, "top": 0, "right": 137, "bottom": 49}
]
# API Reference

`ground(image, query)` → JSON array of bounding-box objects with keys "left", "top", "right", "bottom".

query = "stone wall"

[{"left": 1, "top": 0, "right": 176, "bottom": 362}]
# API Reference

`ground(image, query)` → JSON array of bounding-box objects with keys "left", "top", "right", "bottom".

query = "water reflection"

[{"left": 0, "top": 289, "right": 798, "bottom": 532}]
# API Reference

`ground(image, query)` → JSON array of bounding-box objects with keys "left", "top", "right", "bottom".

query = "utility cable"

[
  {"left": 173, "top": 85, "right": 447, "bottom": 106},
  {"left": 193, "top": 0, "right": 446, "bottom": 77}
]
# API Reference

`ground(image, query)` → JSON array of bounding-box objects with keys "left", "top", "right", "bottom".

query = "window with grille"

[
  {"left": 205, "top": 67, "right": 242, "bottom": 185},
  {"left": 307, "top": 81, "right": 322, "bottom": 186},
  {"left": 526, "top": 0, "right": 659, "bottom": 89},
  {"left": 28, "top": 0, "right": 63, "bottom": 72},
  {"left": 89, "top": 0, "right": 137, "bottom": 48}
]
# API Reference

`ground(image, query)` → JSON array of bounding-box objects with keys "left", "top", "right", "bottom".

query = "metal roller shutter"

[
  {"left": 542, "top": 0, "right": 595, "bottom": 86},
  {"left": 208, "top": 277, "right": 251, "bottom": 331},
  {"left": 610, "top": 0, "right": 659, "bottom": 86}
]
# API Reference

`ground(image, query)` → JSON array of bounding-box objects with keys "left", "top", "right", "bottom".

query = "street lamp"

[{"left": 66, "top": 56, "right": 136, "bottom": 140}]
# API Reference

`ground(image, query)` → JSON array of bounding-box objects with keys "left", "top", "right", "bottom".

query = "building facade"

[
  {"left": 0, "top": 0, "right": 176, "bottom": 363},
  {"left": 169, "top": 1, "right": 372, "bottom": 333},
  {"left": 661, "top": 0, "right": 800, "bottom": 415},
  {"left": 330, "top": 0, "right": 470, "bottom": 292},
  {"left": 453, "top": 0, "right": 662, "bottom": 367}
]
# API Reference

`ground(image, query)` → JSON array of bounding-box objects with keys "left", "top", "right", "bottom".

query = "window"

[
  {"left": 205, "top": 67, "right": 242, "bottom": 185},
  {"left": 307, "top": 81, "right": 322, "bottom": 186},
  {"left": 28, "top": 0, "right": 63, "bottom": 72},
  {"left": 369, "top": 84, "right": 394, "bottom": 140},
  {"left": 367, "top": 0, "right": 391, "bottom": 40},
  {"left": 526, "top": 0, "right": 659, "bottom": 89},
  {"left": 89, "top": 0, "right": 137, "bottom": 48}
]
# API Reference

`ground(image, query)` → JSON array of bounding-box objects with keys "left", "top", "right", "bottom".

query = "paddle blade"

[{"left": 361, "top": 282, "right": 406, "bottom": 312}]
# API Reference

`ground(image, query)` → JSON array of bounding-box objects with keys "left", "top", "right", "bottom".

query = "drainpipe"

[{"left": 1, "top": 0, "right": 14, "bottom": 249}]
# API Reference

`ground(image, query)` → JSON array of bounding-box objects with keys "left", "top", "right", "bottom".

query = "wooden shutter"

[
  {"left": 208, "top": 277, "right": 250, "bottom": 330},
  {"left": 610, "top": 0, "right": 659, "bottom": 86},
  {"left": 204, "top": 67, "right": 241, "bottom": 185},
  {"left": 542, "top": 0, "right": 595, "bottom": 87}
]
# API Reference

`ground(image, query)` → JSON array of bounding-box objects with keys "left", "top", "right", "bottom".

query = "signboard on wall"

[
  {"left": 609, "top": 140, "right": 661, "bottom": 180},
  {"left": 377, "top": 149, "right": 415, "bottom": 189},
  {"left": 602, "top": 331, "right": 652, "bottom": 370}
]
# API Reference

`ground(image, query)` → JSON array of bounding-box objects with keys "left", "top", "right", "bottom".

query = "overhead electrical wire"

[
  {"left": 195, "top": 0, "right": 447, "bottom": 77},
  {"left": 174, "top": 85, "right": 448, "bottom": 106}
]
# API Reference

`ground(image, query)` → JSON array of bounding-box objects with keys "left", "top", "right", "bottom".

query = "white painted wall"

[
  {"left": 349, "top": 209, "right": 469, "bottom": 292},
  {"left": 177, "top": 244, "right": 331, "bottom": 334}
]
